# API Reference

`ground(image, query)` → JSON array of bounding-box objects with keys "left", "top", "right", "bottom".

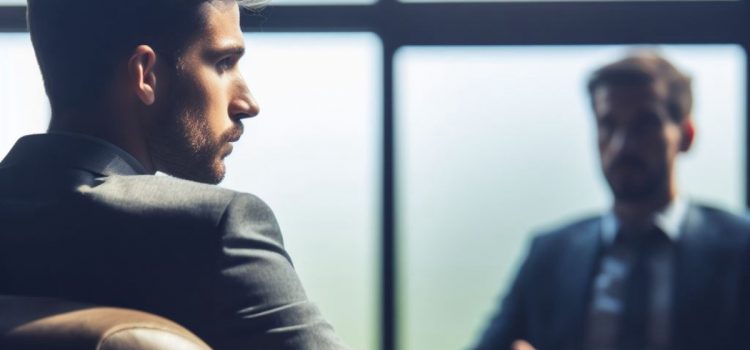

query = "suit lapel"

[{"left": 553, "top": 219, "right": 602, "bottom": 348}]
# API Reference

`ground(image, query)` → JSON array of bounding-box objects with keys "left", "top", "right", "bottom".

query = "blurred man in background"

[{"left": 473, "top": 53, "right": 750, "bottom": 350}]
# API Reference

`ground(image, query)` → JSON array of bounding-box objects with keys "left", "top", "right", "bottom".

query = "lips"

[
  {"left": 221, "top": 143, "right": 234, "bottom": 159},
  {"left": 226, "top": 123, "right": 244, "bottom": 143},
  {"left": 609, "top": 156, "right": 647, "bottom": 172}
]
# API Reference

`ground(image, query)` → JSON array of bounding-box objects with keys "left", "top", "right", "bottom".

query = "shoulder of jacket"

[
  {"left": 689, "top": 202, "right": 750, "bottom": 233},
  {"left": 531, "top": 214, "right": 601, "bottom": 247},
  {"left": 76, "top": 174, "right": 252, "bottom": 226}
]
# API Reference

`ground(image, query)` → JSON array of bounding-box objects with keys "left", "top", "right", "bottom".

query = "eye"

[{"left": 216, "top": 56, "right": 237, "bottom": 72}]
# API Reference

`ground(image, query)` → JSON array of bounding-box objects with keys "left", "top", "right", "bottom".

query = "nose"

[
  {"left": 229, "top": 88, "right": 260, "bottom": 121},
  {"left": 610, "top": 127, "right": 640, "bottom": 156}
]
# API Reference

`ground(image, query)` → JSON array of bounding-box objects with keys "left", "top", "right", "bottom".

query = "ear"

[
  {"left": 128, "top": 45, "right": 158, "bottom": 106},
  {"left": 679, "top": 117, "right": 695, "bottom": 152}
]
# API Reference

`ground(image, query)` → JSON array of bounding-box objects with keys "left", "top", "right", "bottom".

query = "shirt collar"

[{"left": 601, "top": 197, "right": 689, "bottom": 246}]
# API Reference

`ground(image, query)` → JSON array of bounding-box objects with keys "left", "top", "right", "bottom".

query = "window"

[
  {"left": 224, "top": 33, "right": 382, "bottom": 350},
  {"left": 395, "top": 44, "right": 745, "bottom": 350},
  {"left": 0, "top": 34, "right": 48, "bottom": 156}
]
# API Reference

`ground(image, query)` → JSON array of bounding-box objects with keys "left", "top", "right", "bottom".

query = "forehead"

[
  {"left": 193, "top": 1, "right": 243, "bottom": 49},
  {"left": 593, "top": 83, "right": 669, "bottom": 118}
]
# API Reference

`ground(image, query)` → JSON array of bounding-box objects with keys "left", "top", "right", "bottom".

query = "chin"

[
  {"left": 612, "top": 179, "right": 664, "bottom": 202},
  {"left": 209, "top": 161, "right": 227, "bottom": 184},
  {"left": 613, "top": 189, "right": 652, "bottom": 202},
  {"left": 177, "top": 161, "right": 225, "bottom": 185}
]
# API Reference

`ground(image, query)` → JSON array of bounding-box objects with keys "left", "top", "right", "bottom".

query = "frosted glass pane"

[
  {"left": 0, "top": 33, "right": 381, "bottom": 350},
  {"left": 395, "top": 45, "right": 745, "bottom": 350},
  {"left": 223, "top": 33, "right": 382, "bottom": 350},
  {"left": 0, "top": 34, "right": 49, "bottom": 156}
]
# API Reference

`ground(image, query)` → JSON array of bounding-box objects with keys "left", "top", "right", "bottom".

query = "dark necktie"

[{"left": 617, "top": 226, "right": 667, "bottom": 350}]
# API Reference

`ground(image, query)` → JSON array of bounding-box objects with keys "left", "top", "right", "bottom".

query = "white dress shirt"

[{"left": 583, "top": 198, "right": 689, "bottom": 350}]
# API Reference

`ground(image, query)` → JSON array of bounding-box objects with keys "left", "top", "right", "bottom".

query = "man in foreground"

[
  {"left": 473, "top": 53, "right": 750, "bottom": 350},
  {"left": 0, "top": 1, "right": 348, "bottom": 348}
]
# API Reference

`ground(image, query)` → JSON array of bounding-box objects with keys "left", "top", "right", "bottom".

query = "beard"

[
  {"left": 605, "top": 155, "right": 667, "bottom": 202},
  {"left": 147, "top": 71, "right": 242, "bottom": 185}
]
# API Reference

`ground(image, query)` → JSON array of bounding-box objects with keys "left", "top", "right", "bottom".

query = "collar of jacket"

[{"left": 0, "top": 132, "right": 148, "bottom": 177}]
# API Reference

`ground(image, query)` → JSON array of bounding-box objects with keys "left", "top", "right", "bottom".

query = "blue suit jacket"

[
  {"left": 473, "top": 205, "right": 750, "bottom": 350},
  {"left": 0, "top": 133, "right": 349, "bottom": 349}
]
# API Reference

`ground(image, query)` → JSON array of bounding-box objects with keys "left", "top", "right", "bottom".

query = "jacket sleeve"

[
  {"left": 471, "top": 237, "right": 542, "bottom": 350},
  {"left": 208, "top": 192, "right": 349, "bottom": 349}
]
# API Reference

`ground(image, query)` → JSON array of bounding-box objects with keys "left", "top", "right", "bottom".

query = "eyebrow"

[{"left": 205, "top": 44, "right": 246, "bottom": 60}]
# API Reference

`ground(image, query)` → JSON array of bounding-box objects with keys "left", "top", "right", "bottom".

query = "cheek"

[
  {"left": 197, "top": 77, "right": 233, "bottom": 138},
  {"left": 598, "top": 141, "right": 608, "bottom": 159},
  {"left": 635, "top": 131, "right": 677, "bottom": 171},
  {"left": 597, "top": 137, "right": 615, "bottom": 162}
]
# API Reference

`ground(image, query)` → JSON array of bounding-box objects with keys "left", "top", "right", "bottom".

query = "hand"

[{"left": 512, "top": 340, "right": 536, "bottom": 350}]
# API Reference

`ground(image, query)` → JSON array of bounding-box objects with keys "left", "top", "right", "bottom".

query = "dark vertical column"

[
  {"left": 745, "top": 6, "right": 750, "bottom": 210},
  {"left": 746, "top": 43, "right": 750, "bottom": 210},
  {"left": 379, "top": 2, "right": 398, "bottom": 348},
  {"left": 381, "top": 38, "right": 398, "bottom": 350}
]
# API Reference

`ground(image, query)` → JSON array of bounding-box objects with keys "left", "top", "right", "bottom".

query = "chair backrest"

[{"left": 0, "top": 295, "right": 212, "bottom": 350}]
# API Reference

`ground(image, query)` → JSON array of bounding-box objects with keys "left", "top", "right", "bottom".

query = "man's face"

[
  {"left": 148, "top": 1, "right": 258, "bottom": 184},
  {"left": 593, "top": 83, "right": 687, "bottom": 202}
]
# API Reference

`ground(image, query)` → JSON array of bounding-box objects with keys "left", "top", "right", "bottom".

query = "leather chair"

[{"left": 0, "top": 295, "right": 212, "bottom": 350}]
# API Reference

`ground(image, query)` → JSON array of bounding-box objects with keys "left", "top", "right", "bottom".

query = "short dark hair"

[
  {"left": 587, "top": 52, "right": 693, "bottom": 122},
  {"left": 27, "top": 0, "right": 260, "bottom": 116}
]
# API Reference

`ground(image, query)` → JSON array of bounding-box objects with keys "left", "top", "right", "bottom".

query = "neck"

[
  {"left": 48, "top": 112, "right": 156, "bottom": 174},
  {"left": 613, "top": 187, "right": 676, "bottom": 225}
]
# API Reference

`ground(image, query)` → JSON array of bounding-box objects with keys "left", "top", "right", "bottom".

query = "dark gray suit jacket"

[
  {"left": 0, "top": 133, "right": 348, "bottom": 349},
  {"left": 473, "top": 205, "right": 750, "bottom": 350}
]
